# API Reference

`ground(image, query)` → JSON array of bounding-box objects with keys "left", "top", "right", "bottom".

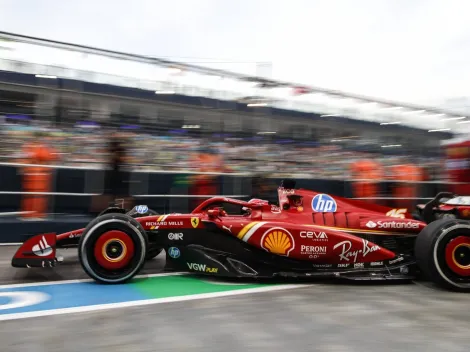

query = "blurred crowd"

[{"left": 0, "top": 123, "right": 445, "bottom": 181}]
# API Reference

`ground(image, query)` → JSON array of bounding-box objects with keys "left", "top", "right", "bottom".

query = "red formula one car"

[
  {"left": 416, "top": 192, "right": 470, "bottom": 223},
  {"left": 11, "top": 180, "right": 470, "bottom": 292}
]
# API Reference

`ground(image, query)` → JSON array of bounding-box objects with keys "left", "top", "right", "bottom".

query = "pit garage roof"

[{"left": 0, "top": 31, "right": 464, "bottom": 134}]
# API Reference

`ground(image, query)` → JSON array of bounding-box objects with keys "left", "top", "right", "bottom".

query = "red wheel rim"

[
  {"left": 94, "top": 230, "right": 135, "bottom": 270},
  {"left": 445, "top": 236, "right": 470, "bottom": 277}
]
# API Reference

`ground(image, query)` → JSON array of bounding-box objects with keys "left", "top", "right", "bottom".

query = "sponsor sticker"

[
  {"left": 311, "top": 194, "right": 337, "bottom": 212},
  {"left": 68, "top": 232, "right": 80, "bottom": 239},
  {"left": 135, "top": 205, "right": 149, "bottom": 214},
  {"left": 300, "top": 231, "right": 328, "bottom": 242},
  {"left": 300, "top": 245, "right": 327, "bottom": 258},
  {"left": 187, "top": 263, "right": 218, "bottom": 273},
  {"left": 365, "top": 220, "right": 419, "bottom": 229},
  {"left": 168, "top": 247, "right": 180, "bottom": 259},
  {"left": 354, "top": 263, "right": 364, "bottom": 268},
  {"left": 365, "top": 221, "right": 377, "bottom": 228},
  {"left": 370, "top": 261, "right": 383, "bottom": 266},
  {"left": 168, "top": 233, "right": 183, "bottom": 240},
  {"left": 32, "top": 236, "right": 53, "bottom": 257},
  {"left": 386, "top": 208, "right": 407, "bottom": 218},
  {"left": 337, "top": 263, "right": 350, "bottom": 268},
  {"left": 312, "top": 264, "right": 333, "bottom": 268},
  {"left": 333, "top": 239, "right": 379, "bottom": 262},
  {"left": 146, "top": 221, "right": 184, "bottom": 227},
  {"left": 191, "top": 217, "right": 200, "bottom": 228},
  {"left": 271, "top": 205, "right": 281, "bottom": 214},
  {"left": 261, "top": 228, "right": 295, "bottom": 256},
  {"left": 389, "top": 257, "right": 404, "bottom": 265}
]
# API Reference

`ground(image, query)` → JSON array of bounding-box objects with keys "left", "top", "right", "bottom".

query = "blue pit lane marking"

[
  {"left": 0, "top": 282, "right": 147, "bottom": 315},
  {"left": 0, "top": 273, "right": 309, "bottom": 321}
]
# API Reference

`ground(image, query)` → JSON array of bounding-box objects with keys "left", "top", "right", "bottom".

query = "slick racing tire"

[
  {"left": 415, "top": 218, "right": 470, "bottom": 292},
  {"left": 126, "top": 208, "right": 163, "bottom": 260},
  {"left": 78, "top": 213, "right": 148, "bottom": 284}
]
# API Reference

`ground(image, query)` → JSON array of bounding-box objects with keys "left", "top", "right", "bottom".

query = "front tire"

[
  {"left": 415, "top": 218, "right": 470, "bottom": 291},
  {"left": 127, "top": 207, "right": 163, "bottom": 260},
  {"left": 78, "top": 213, "right": 148, "bottom": 284}
]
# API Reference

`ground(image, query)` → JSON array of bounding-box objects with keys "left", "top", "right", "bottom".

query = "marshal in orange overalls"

[
  {"left": 390, "top": 163, "right": 423, "bottom": 209},
  {"left": 20, "top": 142, "right": 57, "bottom": 219},
  {"left": 189, "top": 151, "right": 224, "bottom": 209},
  {"left": 350, "top": 159, "right": 382, "bottom": 202}
]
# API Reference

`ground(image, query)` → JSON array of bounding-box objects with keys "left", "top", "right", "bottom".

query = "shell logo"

[{"left": 261, "top": 228, "right": 294, "bottom": 256}]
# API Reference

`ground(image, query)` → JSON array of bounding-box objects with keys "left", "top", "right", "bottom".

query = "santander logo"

[
  {"left": 32, "top": 236, "right": 53, "bottom": 257},
  {"left": 366, "top": 221, "right": 377, "bottom": 228},
  {"left": 365, "top": 220, "right": 419, "bottom": 229}
]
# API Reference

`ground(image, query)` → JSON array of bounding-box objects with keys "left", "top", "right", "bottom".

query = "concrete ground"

[{"left": 0, "top": 246, "right": 469, "bottom": 352}]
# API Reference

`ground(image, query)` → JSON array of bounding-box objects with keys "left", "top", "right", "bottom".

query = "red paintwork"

[
  {"left": 93, "top": 230, "right": 135, "bottom": 270},
  {"left": 57, "top": 229, "right": 84, "bottom": 241},
  {"left": 416, "top": 203, "right": 470, "bottom": 219},
  {"left": 15, "top": 187, "right": 427, "bottom": 265},
  {"left": 13, "top": 233, "right": 56, "bottom": 260},
  {"left": 445, "top": 236, "right": 470, "bottom": 276},
  {"left": 138, "top": 187, "right": 424, "bottom": 264}
]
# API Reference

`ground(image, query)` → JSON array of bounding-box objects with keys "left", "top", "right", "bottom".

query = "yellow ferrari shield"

[{"left": 191, "top": 217, "right": 200, "bottom": 228}]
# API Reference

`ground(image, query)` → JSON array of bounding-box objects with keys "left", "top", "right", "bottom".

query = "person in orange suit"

[
  {"left": 390, "top": 162, "right": 423, "bottom": 209},
  {"left": 19, "top": 131, "right": 57, "bottom": 220},
  {"left": 350, "top": 158, "right": 382, "bottom": 203},
  {"left": 189, "top": 145, "right": 224, "bottom": 209}
]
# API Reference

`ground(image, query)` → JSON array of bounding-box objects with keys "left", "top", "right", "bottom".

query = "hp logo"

[
  {"left": 311, "top": 194, "right": 337, "bottom": 212},
  {"left": 168, "top": 247, "right": 180, "bottom": 259},
  {"left": 135, "top": 205, "right": 149, "bottom": 214}
]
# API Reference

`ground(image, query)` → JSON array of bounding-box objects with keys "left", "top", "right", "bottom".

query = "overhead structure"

[{"left": 0, "top": 31, "right": 466, "bottom": 132}]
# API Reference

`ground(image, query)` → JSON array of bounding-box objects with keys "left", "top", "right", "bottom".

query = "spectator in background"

[
  {"left": 250, "top": 174, "right": 278, "bottom": 204},
  {"left": 109, "top": 132, "right": 129, "bottom": 204},
  {"left": 92, "top": 131, "right": 132, "bottom": 212}
]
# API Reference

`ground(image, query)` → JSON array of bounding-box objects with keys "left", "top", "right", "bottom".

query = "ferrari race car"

[
  {"left": 416, "top": 192, "right": 470, "bottom": 223},
  {"left": 11, "top": 180, "right": 470, "bottom": 292}
]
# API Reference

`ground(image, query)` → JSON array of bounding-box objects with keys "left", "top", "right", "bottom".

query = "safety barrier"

[
  {"left": 0, "top": 162, "right": 461, "bottom": 243},
  {"left": 0, "top": 162, "right": 460, "bottom": 215}
]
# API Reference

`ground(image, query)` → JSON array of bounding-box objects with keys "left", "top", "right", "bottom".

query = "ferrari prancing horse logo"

[{"left": 191, "top": 217, "right": 200, "bottom": 228}]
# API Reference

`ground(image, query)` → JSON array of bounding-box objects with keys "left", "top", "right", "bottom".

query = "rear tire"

[
  {"left": 415, "top": 218, "right": 470, "bottom": 291},
  {"left": 78, "top": 213, "right": 148, "bottom": 284}
]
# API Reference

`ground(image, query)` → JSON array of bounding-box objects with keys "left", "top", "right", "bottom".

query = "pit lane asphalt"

[{"left": 1, "top": 245, "right": 470, "bottom": 352}]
